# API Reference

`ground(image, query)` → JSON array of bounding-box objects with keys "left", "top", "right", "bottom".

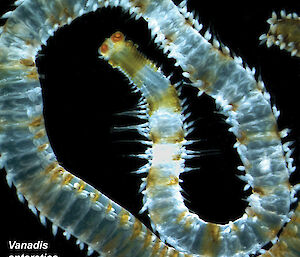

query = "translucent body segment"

[
  {"left": 261, "top": 11, "right": 300, "bottom": 57},
  {"left": 260, "top": 204, "right": 300, "bottom": 257}
]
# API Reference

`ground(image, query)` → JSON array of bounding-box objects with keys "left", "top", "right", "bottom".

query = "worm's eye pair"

[{"left": 99, "top": 31, "right": 124, "bottom": 54}]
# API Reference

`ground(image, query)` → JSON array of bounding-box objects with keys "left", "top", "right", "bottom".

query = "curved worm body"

[
  {"left": 99, "top": 29, "right": 299, "bottom": 256},
  {"left": 0, "top": 0, "right": 300, "bottom": 257}
]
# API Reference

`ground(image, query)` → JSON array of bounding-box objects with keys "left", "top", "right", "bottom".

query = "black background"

[{"left": 0, "top": 0, "right": 300, "bottom": 256}]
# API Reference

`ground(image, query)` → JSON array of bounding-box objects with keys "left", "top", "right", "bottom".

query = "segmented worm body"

[{"left": 1, "top": 1, "right": 300, "bottom": 257}]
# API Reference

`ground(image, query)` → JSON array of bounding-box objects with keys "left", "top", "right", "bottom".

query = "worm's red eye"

[
  {"left": 100, "top": 43, "right": 109, "bottom": 54},
  {"left": 111, "top": 31, "right": 124, "bottom": 43}
]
